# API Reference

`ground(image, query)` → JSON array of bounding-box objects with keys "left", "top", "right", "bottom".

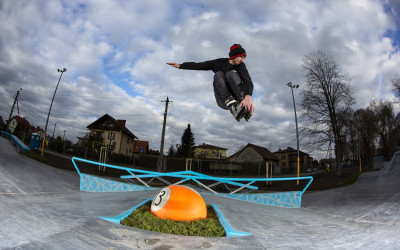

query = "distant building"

[
  {"left": 133, "top": 140, "right": 149, "bottom": 153},
  {"left": 7, "top": 116, "right": 31, "bottom": 142},
  {"left": 227, "top": 143, "right": 279, "bottom": 175},
  {"left": 8, "top": 116, "right": 30, "bottom": 134},
  {"left": 193, "top": 143, "right": 227, "bottom": 159},
  {"left": 228, "top": 143, "right": 279, "bottom": 163},
  {"left": 87, "top": 114, "right": 138, "bottom": 157},
  {"left": 273, "top": 147, "right": 312, "bottom": 173}
]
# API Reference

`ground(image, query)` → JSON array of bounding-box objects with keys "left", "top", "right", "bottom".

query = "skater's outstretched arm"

[{"left": 167, "top": 62, "right": 180, "bottom": 68}]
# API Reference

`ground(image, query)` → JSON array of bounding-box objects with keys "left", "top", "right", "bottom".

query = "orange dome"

[{"left": 151, "top": 185, "right": 207, "bottom": 221}]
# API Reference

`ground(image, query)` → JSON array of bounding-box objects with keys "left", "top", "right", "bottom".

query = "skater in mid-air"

[{"left": 167, "top": 44, "right": 255, "bottom": 122}]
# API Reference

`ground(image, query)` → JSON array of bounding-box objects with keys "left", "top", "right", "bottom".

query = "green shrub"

[
  {"left": 121, "top": 205, "right": 225, "bottom": 237},
  {"left": 25, "top": 151, "right": 48, "bottom": 164}
]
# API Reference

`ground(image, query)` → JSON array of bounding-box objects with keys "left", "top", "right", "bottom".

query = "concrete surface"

[{"left": 1, "top": 136, "right": 399, "bottom": 249}]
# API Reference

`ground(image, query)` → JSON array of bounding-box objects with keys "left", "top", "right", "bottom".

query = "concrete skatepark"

[{"left": 1, "top": 135, "right": 399, "bottom": 249}]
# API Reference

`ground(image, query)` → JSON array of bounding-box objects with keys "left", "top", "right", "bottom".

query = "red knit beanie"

[{"left": 229, "top": 44, "right": 246, "bottom": 59}]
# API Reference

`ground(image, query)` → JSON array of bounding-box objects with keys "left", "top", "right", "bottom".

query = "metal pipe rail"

[
  {"left": 1, "top": 131, "right": 30, "bottom": 152},
  {"left": 72, "top": 157, "right": 313, "bottom": 195}
]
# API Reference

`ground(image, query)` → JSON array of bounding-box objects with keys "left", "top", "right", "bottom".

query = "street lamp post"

[
  {"left": 287, "top": 82, "right": 300, "bottom": 185},
  {"left": 41, "top": 68, "right": 67, "bottom": 156}
]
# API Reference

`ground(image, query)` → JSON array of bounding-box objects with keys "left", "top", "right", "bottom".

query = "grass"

[
  {"left": 25, "top": 150, "right": 48, "bottom": 164},
  {"left": 121, "top": 204, "right": 225, "bottom": 237},
  {"left": 336, "top": 173, "right": 361, "bottom": 187}
]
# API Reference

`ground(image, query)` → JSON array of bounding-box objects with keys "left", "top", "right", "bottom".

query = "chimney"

[{"left": 117, "top": 120, "right": 126, "bottom": 127}]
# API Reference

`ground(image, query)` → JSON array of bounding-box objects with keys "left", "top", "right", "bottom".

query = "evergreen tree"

[
  {"left": 176, "top": 124, "right": 195, "bottom": 158},
  {"left": 167, "top": 143, "right": 176, "bottom": 157}
]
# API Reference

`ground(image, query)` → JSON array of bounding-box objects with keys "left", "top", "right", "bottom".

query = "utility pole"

[
  {"left": 6, "top": 88, "right": 22, "bottom": 131},
  {"left": 157, "top": 97, "right": 172, "bottom": 172}
]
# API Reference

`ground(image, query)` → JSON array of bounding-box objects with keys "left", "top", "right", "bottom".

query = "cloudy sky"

[{"left": 1, "top": 0, "right": 399, "bottom": 160}]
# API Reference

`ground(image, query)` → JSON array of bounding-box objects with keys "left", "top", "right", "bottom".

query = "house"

[
  {"left": 7, "top": 116, "right": 31, "bottom": 142},
  {"left": 87, "top": 114, "right": 138, "bottom": 157},
  {"left": 193, "top": 143, "right": 227, "bottom": 159},
  {"left": 76, "top": 136, "right": 87, "bottom": 147},
  {"left": 133, "top": 140, "right": 149, "bottom": 153},
  {"left": 228, "top": 143, "right": 279, "bottom": 163},
  {"left": 227, "top": 143, "right": 280, "bottom": 175},
  {"left": 8, "top": 116, "right": 30, "bottom": 134},
  {"left": 273, "top": 147, "right": 312, "bottom": 173},
  {"left": 76, "top": 131, "right": 90, "bottom": 147}
]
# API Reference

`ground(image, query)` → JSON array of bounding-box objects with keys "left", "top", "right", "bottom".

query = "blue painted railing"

[
  {"left": 1, "top": 131, "right": 30, "bottom": 152},
  {"left": 71, "top": 157, "right": 313, "bottom": 207}
]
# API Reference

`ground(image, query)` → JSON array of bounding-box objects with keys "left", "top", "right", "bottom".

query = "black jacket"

[{"left": 180, "top": 58, "right": 254, "bottom": 96}]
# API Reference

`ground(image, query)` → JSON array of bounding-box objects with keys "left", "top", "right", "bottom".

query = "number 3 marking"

[{"left": 153, "top": 191, "right": 165, "bottom": 206}]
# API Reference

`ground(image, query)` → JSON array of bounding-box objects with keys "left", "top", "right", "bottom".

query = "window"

[
  {"left": 94, "top": 131, "right": 103, "bottom": 139},
  {"left": 108, "top": 133, "right": 115, "bottom": 140},
  {"left": 107, "top": 142, "right": 116, "bottom": 151}
]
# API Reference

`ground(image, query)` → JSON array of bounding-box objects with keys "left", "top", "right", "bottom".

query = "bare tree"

[
  {"left": 344, "top": 109, "right": 359, "bottom": 165},
  {"left": 353, "top": 108, "right": 378, "bottom": 169},
  {"left": 371, "top": 100, "right": 399, "bottom": 160},
  {"left": 392, "top": 75, "right": 400, "bottom": 97},
  {"left": 300, "top": 50, "right": 355, "bottom": 174}
]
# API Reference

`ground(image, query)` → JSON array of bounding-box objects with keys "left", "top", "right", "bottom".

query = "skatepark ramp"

[
  {"left": 1, "top": 135, "right": 400, "bottom": 248},
  {"left": 302, "top": 150, "right": 400, "bottom": 226}
]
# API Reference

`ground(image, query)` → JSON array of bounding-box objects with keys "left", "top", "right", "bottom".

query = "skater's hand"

[
  {"left": 241, "top": 95, "right": 255, "bottom": 112},
  {"left": 167, "top": 62, "right": 180, "bottom": 68}
]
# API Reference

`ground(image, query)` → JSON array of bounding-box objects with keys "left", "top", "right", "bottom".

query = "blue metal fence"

[{"left": 72, "top": 156, "right": 313, "bottom": 208}]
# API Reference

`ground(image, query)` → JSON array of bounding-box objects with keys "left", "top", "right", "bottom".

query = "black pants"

[{"left": 213, "top": 71, "right": 244, "bottom": 110}]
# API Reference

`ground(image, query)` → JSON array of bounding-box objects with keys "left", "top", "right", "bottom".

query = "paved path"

[{"left": 1, "top": 136, "right": 399, "bottom": 249}]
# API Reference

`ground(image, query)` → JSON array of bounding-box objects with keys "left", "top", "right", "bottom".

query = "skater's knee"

[
  {"left": 226, "top": 71, "right": 241, "bottom": 84},
  {"left": 214, "top": 71, "right": 225, "bottom": 81}
]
